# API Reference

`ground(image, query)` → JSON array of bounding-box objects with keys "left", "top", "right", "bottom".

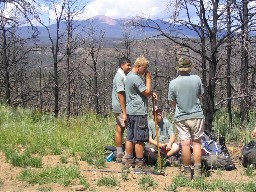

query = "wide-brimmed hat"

[{"left": 176, "top": 57, "right": 193, "bottom": 72}]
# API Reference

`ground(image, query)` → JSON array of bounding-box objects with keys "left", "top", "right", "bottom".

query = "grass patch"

[
  {"left": 97, "top": 176, "right": 118, "bottom": 187},
  {"left": 18, "top": 166, "right": 83, "bottom": 186},
  {"left": 60, "top": 155, "right": 68, "bottom": 164},
  {"left": 139, "top": 175, "right": 158, "bottom": 191},
  {"left": 0, "top": 104, "right": 256, "bottom": 190},
  {"left": 3, "top": 148, "right": 42, "bottom": 168},
  {"left": 0, "top": 179, "right": 3, "bottom": 187},
  {"left": 36, "top": 186, "right": 52, "bottom": 191},
  {"left": 245, "top": 165, "right": 255, "bottom": 177},
  {"left": 167, "top": 176, "right": 256, "bottom": 192},
  {"left": 0, "top": 105, "right": 115, "bottom": 168}
]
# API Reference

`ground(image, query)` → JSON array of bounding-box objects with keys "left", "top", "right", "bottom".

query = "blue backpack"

[{"left": 200, "top": 131, "right": 235, "bottom": 171}]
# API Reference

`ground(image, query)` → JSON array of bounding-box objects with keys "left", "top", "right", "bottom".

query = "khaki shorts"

[
  {"left": 176, "top": 118, "right": 205, "bottom": 141},
  {"left": 115, "top": 113, "right": 126, "bottom": 128}
]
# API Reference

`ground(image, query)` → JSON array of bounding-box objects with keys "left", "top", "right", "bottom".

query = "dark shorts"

[{"left": 127, "top": 115, "right": 149, "bottom": 143}]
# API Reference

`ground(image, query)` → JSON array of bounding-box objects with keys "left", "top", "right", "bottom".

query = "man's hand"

[
  {"left": 166, "top": 142, "right": 173, "bottom": 150},
  {"left": 123, "top": 113, "right": 127, "bottom": 124},
  {"left": 159, "top": 143, "right": 167, "bottom": 148},
  {"left": 152, "top": 92, "right": 158, "bottom": 100},
  {"left": 145, "top": 70, "right": 151, "bottom": 79},
  {"left": 251, "top": 127, "right": 256, "bottom": 138}
]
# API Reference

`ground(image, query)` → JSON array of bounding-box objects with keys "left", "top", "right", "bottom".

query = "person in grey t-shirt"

[
  {"left": 111, "top": 57, "right": 131, "bottom": 162},
  {"left": 147, "top": 106, "right": 179, "bottom": 157},
  {"left": 168, "top": 57, "right": 205, "bottom": 179},
  {"left": 122, "top": 55, "right": 157, "bottom": 172}
]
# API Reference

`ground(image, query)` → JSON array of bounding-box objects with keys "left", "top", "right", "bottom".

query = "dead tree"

[{"left": 36, "top": 0, "right": 67, "bottom": 117}]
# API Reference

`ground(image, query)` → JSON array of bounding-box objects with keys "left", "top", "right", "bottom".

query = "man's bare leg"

[{"left": 181, "top": 139, "right": 191, "bottom": 166}]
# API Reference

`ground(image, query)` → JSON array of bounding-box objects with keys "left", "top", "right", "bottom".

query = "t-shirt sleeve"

[
  {"left": 168, "top": 81, "right": 175, "bottom": 101},
  {"left": 166, "top": 120, "right": 174, "bottom": 136},
  {"left": 134, "top": 76, "right": 146, "bottom": 93},
  {"left": 115, "top": 77, "right": 125, "bottom": 93}
]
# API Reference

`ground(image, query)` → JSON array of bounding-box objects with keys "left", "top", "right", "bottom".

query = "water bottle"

[{"left": 106, "top": 152, "right": 114, "bottom": 162}]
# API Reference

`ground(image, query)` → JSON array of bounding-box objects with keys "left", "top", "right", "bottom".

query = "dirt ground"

[{"left": 0, "top": 144, "right": 255, "bottom": 192}]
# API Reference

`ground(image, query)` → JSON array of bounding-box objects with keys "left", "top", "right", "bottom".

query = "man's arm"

[
  {"left": 166, "top": 134, "right": 176, "bottom": 150},
  {"left": 149, "top": 136, "right": 166, "bottom": 148},
  {"left": 118, "top": 91, "right": 127, "bottom": 122},
  {"left": 141, "top": 70, "right": 152, "bottom": 97},
  {"left": 171, "top": 100, "right": 176, "bottom": 107}
]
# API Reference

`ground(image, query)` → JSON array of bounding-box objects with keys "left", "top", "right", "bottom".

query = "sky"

[
  {"left": 41, "top": 0, "right": 172, "bottom": 25},
  {"left": 2, "top": 0, "right": 255, "bottom": 26},
  {"left": 1, "top": 0, "right": 173, "bottom": 25}
]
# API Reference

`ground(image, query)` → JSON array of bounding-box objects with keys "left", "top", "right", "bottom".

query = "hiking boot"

[
  {"left": 116, "top": 153, "right": 124, "bottom": 163},
  {"left": 180, "top": 166, "right": 192, "bottom": 179},
  {"left": 134, "top": 160, "right": 154, "bottom": 173},
  {"left": 122, "top": 158, "right": 135, "bottom": 170},
  {"left": 193, "top": 165, "right": 202, "bottom": 180}
]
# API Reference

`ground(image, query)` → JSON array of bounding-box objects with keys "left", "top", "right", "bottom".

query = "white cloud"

[
  {"left": 4, "top": 0, "right": 171, "bottom": 25},
  {"left": 81, "top": 0, "right": 171, "bottom": 20}
]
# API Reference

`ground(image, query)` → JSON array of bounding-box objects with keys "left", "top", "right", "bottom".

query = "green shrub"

[
  {"left": 139, "top": 175, "right": 158, "bottom": 191},
  {"left": 18, "top": 166, "right": 81, "bottom": 186},
  {"left": 97, "top": 176, "right": 118, "bottom": 187}
]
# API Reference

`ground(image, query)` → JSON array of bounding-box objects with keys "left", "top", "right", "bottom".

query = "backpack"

[
  {"left": 200, "top": 131, "right": 236, "bottom": 171},
  {"left": 242, "top": 140, "right": 256, "bottom": 167}
]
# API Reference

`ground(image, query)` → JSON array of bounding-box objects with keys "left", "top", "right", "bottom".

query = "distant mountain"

[{"left": 17, "top": 15, "right": 198, "bottom": 44}]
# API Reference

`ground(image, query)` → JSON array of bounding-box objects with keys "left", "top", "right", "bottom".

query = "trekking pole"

[{"left": 152, "top": 96, "right": 162, "bottom": 171}]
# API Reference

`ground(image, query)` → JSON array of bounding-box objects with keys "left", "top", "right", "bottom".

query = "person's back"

[
  {"left": 168, "top": 57, "right": 204, "bottom": 180},
  {"left": 169, "top": 74, "right": 204, "bottom": 122}
]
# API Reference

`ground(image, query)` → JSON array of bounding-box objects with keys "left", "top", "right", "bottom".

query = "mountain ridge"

[{"left": 17, "top": 15, "right": 197, "bottom": 44}]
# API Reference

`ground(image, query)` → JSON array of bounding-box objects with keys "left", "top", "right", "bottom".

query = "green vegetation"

[
  {"left": 139, "top": 175, "right": 158, "bottom": 190},
  {"left": 0, "top": 105, "right": 115, "bottom": 168},
  {"left": 0, "top": 179, "right": 3, "bottom": 187},
  {"left": 245, "top": 165, "right": 256, "bottom": 177},
  {"left": 166, "top": 176, "right": 256, "bottom": 192},
  {"left": 18, "top": 166, "right": 89, "bottom": 187},
  {"left": 213, "top": 109, "right": 256, "bottom": 143},
  {"left": 97, "top": 176, "right": 118, "bottom": 187},
  {"left": 0, "top": 104, "right": 255, "bottom": 190},
  {"left": 60, "top": 155, "right": 68, "bottom": 164},
  {"left": 36, "top": 186, "right": 52, "bottom": 192},
  {"left": 3, "top": 148, "right": 42, "bottom": 168}
]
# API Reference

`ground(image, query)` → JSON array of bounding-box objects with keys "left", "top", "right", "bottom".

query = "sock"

[
  {"left": 125, "top": 154, "right": 133, "bottom": 159},
  {"left": 194, "top": 164, "right": 201, "bottom": 169},
  {"left": 184, "top": 165, "right": 191, "bottom": 170},
  {"left": 116, "top": 147, "right": 123, "bottom": 155},
  {"left": 136, "top": 158, "right": 144, "bottom": 162}
]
